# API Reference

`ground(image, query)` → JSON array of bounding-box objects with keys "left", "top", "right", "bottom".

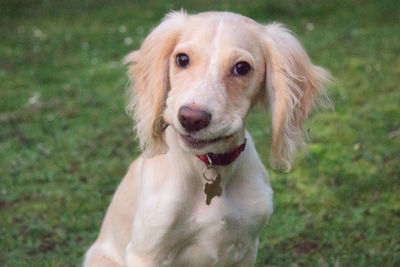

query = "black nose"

[{"left": 178, "top": 106, "right": 212, "bottom": 132}]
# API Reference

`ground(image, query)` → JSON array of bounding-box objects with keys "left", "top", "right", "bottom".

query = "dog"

[{"left": 84, "top": 10, "right": 330, "bottom": 266}]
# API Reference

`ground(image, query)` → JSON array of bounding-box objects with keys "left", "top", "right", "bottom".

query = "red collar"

[{"left": 196, "top": 140, "right": 246, "bottom": 166}]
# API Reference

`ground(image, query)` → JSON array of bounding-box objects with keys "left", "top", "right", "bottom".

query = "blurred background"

[{"left": 0, "top": 0, "right": 399, "bottom": 266}]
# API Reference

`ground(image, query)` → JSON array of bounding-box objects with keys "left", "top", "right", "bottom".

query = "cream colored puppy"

[{"left": 84, "top": 11, "right": 330, "bottom": 267}]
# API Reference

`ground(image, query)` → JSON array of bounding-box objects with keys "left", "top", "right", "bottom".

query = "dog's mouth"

[{"left": 180, "top": 134, "right": 233, "bottom": 149}]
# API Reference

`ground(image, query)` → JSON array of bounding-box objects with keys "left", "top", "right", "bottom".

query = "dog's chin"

[{"left": 178, "top": 132, "right": 240, "bottom": 154}]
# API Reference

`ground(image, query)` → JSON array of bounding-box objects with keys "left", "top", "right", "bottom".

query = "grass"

[{"left": 1, "top": 0, "right": 399, "bottom": 266}]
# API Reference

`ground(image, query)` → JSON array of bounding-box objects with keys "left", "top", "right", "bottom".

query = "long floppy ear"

[
  {"left": 262, "top": 23, "right": 331, "bottom": 171},
  {"left": 124, "top": 11, "right": 186, "bottom": 156}
]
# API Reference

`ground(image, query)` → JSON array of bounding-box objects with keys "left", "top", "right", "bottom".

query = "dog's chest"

[
  {"left": 133, "top": 159, "right": 272, "bottom": 266},
  {"left": 167, "top": 195, "right": 263, "bottom": 266}
]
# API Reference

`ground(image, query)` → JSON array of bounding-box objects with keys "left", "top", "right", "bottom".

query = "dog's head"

[{"left": 125, "top": 11, "right": 330, "bottom": 171}]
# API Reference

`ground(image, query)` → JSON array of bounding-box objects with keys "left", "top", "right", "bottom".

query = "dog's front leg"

[
  {"left": 125, "top": 242, "right": 155, "bottom": 267},
  {"left": 236, "top": 238, "right": 259, "bottom": 267},
  {"left": 84, "top": 243, "right": 124, "bottom": 267}
]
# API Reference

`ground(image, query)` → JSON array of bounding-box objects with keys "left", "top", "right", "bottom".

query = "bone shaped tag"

[{"left": 204, "top": 175, "right": 222, "bottom": 205}]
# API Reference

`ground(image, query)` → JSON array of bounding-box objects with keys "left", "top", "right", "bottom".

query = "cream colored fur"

[{"left": 84, "top": 11, "right": 329, "bottom": 267}]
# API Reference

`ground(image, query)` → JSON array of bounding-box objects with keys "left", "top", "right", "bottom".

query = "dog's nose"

[{"left": 178, "top": 106, "right": 212, "bottom": 132}]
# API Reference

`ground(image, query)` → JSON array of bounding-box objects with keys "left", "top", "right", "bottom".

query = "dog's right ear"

[
  {"left": 124, "top": 11, "right": 187, "bottom": 156},
  {"left": 261, "top": 23, "right": 332, "bottom": 171}
]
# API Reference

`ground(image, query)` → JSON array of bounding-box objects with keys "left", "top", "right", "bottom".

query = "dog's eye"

[
  {"left": 176, "top": 53, "right": 189, "bottom": 68},
  {"left": 232, "top": 61, "right": 251, "bottom": 76}
]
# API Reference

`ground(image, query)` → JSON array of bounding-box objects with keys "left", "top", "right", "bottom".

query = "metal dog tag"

[
  {"left": 202, "top": 154, "right": 222, "bottom": 205},
  {"left": 204, "top": 175, "right": 222, "bottom": 205}
]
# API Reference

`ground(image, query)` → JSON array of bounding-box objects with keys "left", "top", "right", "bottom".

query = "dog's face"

[
  {"left": 164, "top": 14, "right": 265, "bottom": 154},
  {"left": 126, "top": 11, "right": 330, "bottom": 170}
]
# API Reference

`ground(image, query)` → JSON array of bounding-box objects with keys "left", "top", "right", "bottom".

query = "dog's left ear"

[
  {"left": 124, "top": 11, "right": 187, "bottom": 156},
  {"left": 261, "top": 23, "right": 332, "bottom": 171}
]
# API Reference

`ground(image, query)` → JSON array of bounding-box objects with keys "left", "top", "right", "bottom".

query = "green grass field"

[{"left": 1, "top": 0, "right": 399, "bottom": 266}]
